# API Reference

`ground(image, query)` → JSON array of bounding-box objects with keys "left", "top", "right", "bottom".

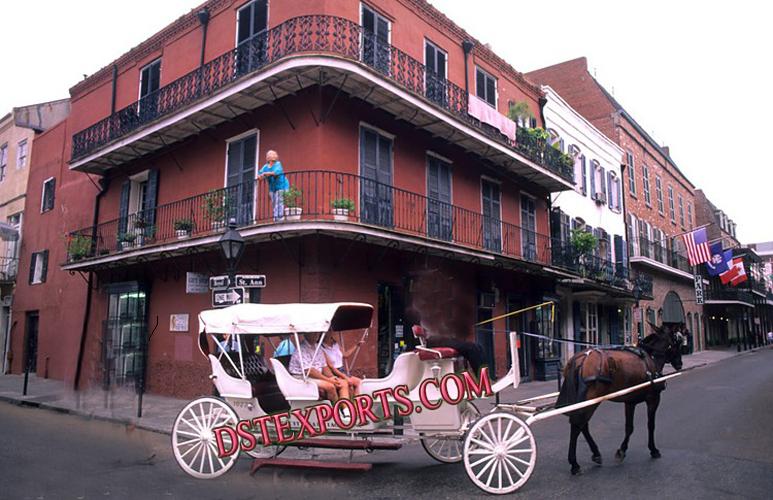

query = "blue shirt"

[{"left": 259, "top": 161, "right": 290, "bottom": 192}]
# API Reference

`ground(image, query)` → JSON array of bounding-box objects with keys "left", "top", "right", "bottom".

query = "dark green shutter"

[
  {"left": 40, "top": 250, "right": 48, "bottom": 283},
  {"left": 144, "top": 169, "right": 159, "bottom": 233},
  {"left": 28, "top": 252, "right": 37, "bottom": 284},
  {"left": 118, "top": 180, "right": 130, "bottom": 249}
]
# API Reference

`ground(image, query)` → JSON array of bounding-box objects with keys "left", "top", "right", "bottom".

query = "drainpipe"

[
  {"left": 197, "top": 8, "right": 211, "bottom": 67},
  {"left": 73, "top": 177, "right": 110, "bottom": 391},
  {"left": 110, "top": 65, "right": 118, "bottom": 115},
  {"left": 462, "top": 40, "right": 474, "bottom": 96}
]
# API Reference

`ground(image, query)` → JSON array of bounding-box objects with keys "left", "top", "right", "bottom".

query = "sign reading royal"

[{"left": 209, "top": 275, "right": 231, "bottom": 290}]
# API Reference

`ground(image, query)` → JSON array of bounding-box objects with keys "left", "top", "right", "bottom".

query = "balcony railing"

[
  {"left": 629, "top": 236, "right": 692, "bottom": 274},
  {"left": 66, "top": 170, "right": 552, "bottom": 266},
  {"left": 71, "top": 15, "right": 573, "bottom": 183},
  {"left": 705, "top": 288, "right": 754, "bottom": 304},
  {"left": 0, "top": 256, "right": 18, "bottom": 282},
  {"left": 633, "top": 272, "right": 654, "bottom": 299},
  {"left": 551, "top": 243, "right": 629, "bottom": 288}
]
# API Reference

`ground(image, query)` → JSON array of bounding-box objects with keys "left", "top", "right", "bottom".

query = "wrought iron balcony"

[
  {"left": 70, "top": 15, "right": 574, "bottom": 186},
  {"left": 704, "top": 288, "right": 754, "bottom": 305},
  {"left": 628, "top": 236, "right": 692, "bottom": 275},
  {"left": 0, "top": 256, "right": 18, "bottom": 283},
  {"left": 551, "top": 243, "right": 629, "bottom": 289},
  {"left": 65, "top": 170, "right": 553, "bottom": 268},
  {"left": 632, "top": 272, "right": 654, "bottom": 300}
]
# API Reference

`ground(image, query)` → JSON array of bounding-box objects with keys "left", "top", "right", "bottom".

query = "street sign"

[
  {"left": 209, "top": 275, "right": 231, "bottom": 289},
  {"left": 235, "top": 274, "right": 266, "bottom": 288},
  {"left": 694, "top": 274, "right": 705, "bottom": 305},
  {"left": 212, "top": 287, "right": 245, "bottom": 307},
  {"left": 186, "top": 272, "right": 209, "bottom": 294}
]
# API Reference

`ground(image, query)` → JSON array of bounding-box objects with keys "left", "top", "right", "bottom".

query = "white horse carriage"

[{"left": 172, "top": 301, "right": 679, "bottom": 494}]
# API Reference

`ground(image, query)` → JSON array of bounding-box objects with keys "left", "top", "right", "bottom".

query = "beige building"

[{"left": 0, "top": 99, "right": 70, "bottom": 373}]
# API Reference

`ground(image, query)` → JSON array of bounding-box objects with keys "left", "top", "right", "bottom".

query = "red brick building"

[
  {"left": 527, "top": 58, "right": 704, "bottom": 349},
  {"left": 11, "top": 0, "right": 598, "bottom": 398}
]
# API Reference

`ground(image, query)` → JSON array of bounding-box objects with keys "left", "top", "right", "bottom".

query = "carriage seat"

[
  {"left": 359, "top": 351, "right": 425, "bottom": 396},
  {"left": 416, "top": 346, "right": 459, "bottom": 361},
  {"left": 269, "top": 358, "right": 320, "bottom": 401}
]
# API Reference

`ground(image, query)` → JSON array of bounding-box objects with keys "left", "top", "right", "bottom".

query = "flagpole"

[{"left": 672, "top": 222, "right": 713, "bottom": 239}]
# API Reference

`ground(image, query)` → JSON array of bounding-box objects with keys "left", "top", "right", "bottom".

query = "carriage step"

[
  {"left": 250, "top": 458, "right": 372, "bottom": 474},
  {"left": 288, "top": 438, "right": 402, "bottom": 450}
]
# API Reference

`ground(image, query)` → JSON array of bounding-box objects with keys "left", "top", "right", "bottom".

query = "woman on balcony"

[{"left": 258, "top": 150, "right": 290, "bottom": 221}]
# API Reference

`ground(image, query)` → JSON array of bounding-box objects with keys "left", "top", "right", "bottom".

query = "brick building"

[
  {"left": 11, "top": 0, "right": 620, "bottom": 399},
  {"left": 527, "top": 58, "right": 703, "bottom": 349}
]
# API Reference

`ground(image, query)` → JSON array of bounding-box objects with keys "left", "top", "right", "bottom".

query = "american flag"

[{"left": 682, "top": 227, "right": 712, "bottom": 266}]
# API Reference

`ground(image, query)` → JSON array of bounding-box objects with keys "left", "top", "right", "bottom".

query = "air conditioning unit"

[{"left": 593, "top": 192, "right": 607, "bottom": 205}]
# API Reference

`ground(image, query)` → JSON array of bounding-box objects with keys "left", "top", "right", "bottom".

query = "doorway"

[
  {"left": 103, "top": 285, "right": 148, "bottom": 391},
  {"left": 476, "top": 292, "right": 496, "bottom": 378},
  {"left": 360, "top": 127, "right": 393, "bottom": 228},
  {"left": 226, "top": 132, "right": 258, "bottom": 226},
  {"left": 377, "top": 283, "right": 406, "bottom": 378},
  {"left": 24, "top": 312, "right": 39, "bottom": 373}
]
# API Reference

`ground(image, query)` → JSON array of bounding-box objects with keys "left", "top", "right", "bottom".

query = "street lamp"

[{"left": 218, "top": 219, "right": 245, "bottom": 284}]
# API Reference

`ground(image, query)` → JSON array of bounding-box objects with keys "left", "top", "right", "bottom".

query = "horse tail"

[{"left": 556, "top": 355, "right": 580, "bottom": 409}]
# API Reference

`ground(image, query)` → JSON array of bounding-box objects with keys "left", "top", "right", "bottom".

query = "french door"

[
  {"left": 236, "top": 0, "right": 269, "bottom": 76},
  {"left": 103, "top": 286, "right": 147, "bottom": 391},
  {"left": 425, "top": 41, "right": 447, "bottom": 106},
  {"left": 226, "top": 133, "right": 257, "bottom": 226},
  {"left": 427, "top": 156, "right": 452, "bottom": 241},
  {"left": 481, "top": 179, "right": 501, "bottom": 252},
  {"left": 521, "top": 195, "right": 537, "bottom": 261},
  {"left": 361, "top": 5, "right": 391, "bottom": 75},
  {"left": 360, "top": 127, "right": 393, "bottom": 228}
]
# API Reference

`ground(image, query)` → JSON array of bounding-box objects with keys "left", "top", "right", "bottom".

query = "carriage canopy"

[{"left": 198, "top": 302, "right": 374, "bottom": 335}]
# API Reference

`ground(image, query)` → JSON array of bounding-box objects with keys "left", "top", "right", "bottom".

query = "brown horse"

[{"left": 556, "top": 324, "right": 684, "bottom": 475}]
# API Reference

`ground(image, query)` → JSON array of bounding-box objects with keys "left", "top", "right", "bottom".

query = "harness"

[
  {"left": 608, "top": 345, "right": 660, "bottom": 383},
  {"left": 577, "top": 348, "right": 613, "bottom": 385}
]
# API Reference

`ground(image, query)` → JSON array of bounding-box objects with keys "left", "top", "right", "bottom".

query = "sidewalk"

[{"left": 1, "top": 345, "right": 768, "bottom": 437}]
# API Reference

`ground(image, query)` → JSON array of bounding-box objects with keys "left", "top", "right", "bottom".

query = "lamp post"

[{"left": 218, "top": 219, "right": 245, "bottom": 287}]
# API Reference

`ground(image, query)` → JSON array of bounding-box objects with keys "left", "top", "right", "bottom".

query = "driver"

[{"left": 288, "top": 332, "right": 347, "bottom": 402}]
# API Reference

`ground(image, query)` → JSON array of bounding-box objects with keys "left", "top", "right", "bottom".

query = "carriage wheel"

[
  {"left": 172, "top": 397, "right": 240, "bottom": 479},
  {"left": 420, "top": 401, "right": 480, "bottom": 464},
  {"left": 462, "top": 412, "right": 537, "bottom": 495}
]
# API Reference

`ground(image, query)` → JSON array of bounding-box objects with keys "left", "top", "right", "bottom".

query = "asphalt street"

[{"left": 2, "top": 348, "right": 772, "bottom": 499}]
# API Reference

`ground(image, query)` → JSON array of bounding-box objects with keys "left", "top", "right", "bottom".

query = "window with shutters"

[
  {"left": 579, "top": 154, "right": 587, "bottom": 195},
  {"left": 678, "top": 194, "right": 685, "bottom": 228},
  {"left": 590, "top": 160, "right": 605, "bottom": 202},
  {"left": 607, "top": 172, "right": 622, "bottom": 212},
  {"left": 642, "top": 165, "right": 651, "bottom": 206},
  {"left": 118, "top": 170, "right": 159, "bottom": 245},
  {"left": 626, "top": 151, "right": 636, "bottom": 196},
  {"left": 0, "top": 143, "right": 7, "bottom": 182},
  {"left": 41, "top": 178, "right": 55, "bottom": 212},
  {"left": 29, "top": 250, "right": 48, "bottom": 285},
  {"left": 687, "top": 203, "right": 693, "bottom": 228},
  {"left": 16, "top": 139, "right": 28, "bottom": 169},
  {"left": 236, "top": 0, "right": 269, "bottom": 75},
  {"left": 426, "top": 154, "right": 452, "bottom": 241},
  {"left": 655, "top": 175, "right": 664, "bottom": 214},
  {"left": 475, "top": 67, "right": 497, "bottom": 108},
  {"left": 627, "top": 213, "right": 639, "bottom": 257},
  {"left": 425, "top": 40, "right": 447, "bottom": 106},
  {"left": 138, "top": 59, "right": 161, "bottom": 119},
  {"left": 361, "top": 3, "right": 391, "bottom": 74},
  {"left": 668, "top": 185, "right": 675, "bottom": 222}
]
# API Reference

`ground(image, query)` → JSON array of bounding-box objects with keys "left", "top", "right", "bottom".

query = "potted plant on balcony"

[
  {"left": 331, "top": 198, "right": 355, "bottom": 221},
  {"left": 117, "top": 232, "right": 137, "bottom": 251},
  {"left": 570, "top": 228, "right": 597, "bottom": 277},
  {"left": 203, "top": 191, "right": 228, "bottom": 231},
  {"left": 67, "top": 234, "right": 92, "bottom": 262},
  {"left": 283, "top": 186, "right": 303, "bottom": 221},
  {"left": 174, "top": 218, "right": 194, "bottom": 239}
]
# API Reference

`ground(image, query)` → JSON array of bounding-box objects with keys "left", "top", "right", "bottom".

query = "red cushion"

[
  {"left": 417, "top": 347, "right": 459, "bottom": 360},
  {"left": 412, "top": 325, "right": 426, "bottom": 338}
]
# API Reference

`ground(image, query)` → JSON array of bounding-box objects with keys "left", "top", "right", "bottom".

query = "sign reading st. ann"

[{"left": 235, "top": 274, "right": 266, "bottom": 288}]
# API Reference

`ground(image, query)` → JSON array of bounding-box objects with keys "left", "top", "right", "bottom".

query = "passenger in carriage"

[
  {"left": 321, "top": 334, "right": 364, "bottom": 396},
  {"left": 288, "top": 332, "right": 349, "bottom": 402}
]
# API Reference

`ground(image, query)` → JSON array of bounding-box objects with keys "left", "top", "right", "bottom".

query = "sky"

[{"left": 2, "top": 1, "right": 771, "bottom": 243}]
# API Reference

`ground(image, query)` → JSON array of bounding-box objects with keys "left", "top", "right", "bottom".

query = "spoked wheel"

[
  {"left": 172, "top": 397, "right": 239, "bottom": 479},
  {"left": 462, "top": 412, "right": 537, "bottom": 495},
  {"left": 421, "top": 401, "right": 480, "bottom": 464}
]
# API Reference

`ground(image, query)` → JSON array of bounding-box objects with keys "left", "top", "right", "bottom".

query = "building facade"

[
  {"left": 11, "top": 0, "right": 603, "bottom": 399},
  {"left": 540, "top": 86, "right": 642, "bottom": 357},
  {"left": 0, "top": 99, "right": 70, "bottom": 374},
  {"left": 528, "top": 58, "right": 703, "bottom": 350}
]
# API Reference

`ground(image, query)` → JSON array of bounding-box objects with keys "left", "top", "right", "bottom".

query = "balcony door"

[
  {"left": 226, "top": 132, "right": 258, "bottom": 226},
  {"left": 425, "top": 41, "right": 447, "bottom": 106},
  {"left": 103, "top": 285, "right": 147, "bottom": 391},
  {"left": 361, "top": 4, "right": 390, "bottom": 75},
  {"left": 236, "top": 0, "right": 269, "bottom": 76},
  {"left": 138, "top": 59, "right": 161, "bottom": 121},
  {"left": 360, "top": 127, "right": 393, "bottom": 228},
  {"left": 427, "top": 155, "right": 452, "bottom": 241},
  {"left": 521, "top": 195, "right": 537, "bottom": 261},
  {"left": 481, "top": 179, "right": 501, "bottom": 252}
]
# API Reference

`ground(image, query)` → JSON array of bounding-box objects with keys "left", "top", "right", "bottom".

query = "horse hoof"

[
  {"left": 615, "top": 450, "right": 626, "bottom": 462},
  {"left": 571, "top": 465, "right": 582, "bottom": 476},
  {"left": 650, "top": 450, "right": 662, "bottom": 459},
  {"left": 592, "top": 454, "right": 602, "bottom": 465}
]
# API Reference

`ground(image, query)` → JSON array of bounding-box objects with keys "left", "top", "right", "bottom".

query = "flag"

[
  {"left": 720, "top": 257, "right": 747, "bottom": 286},
  {"left": 705, "top": 243, "right": 732, "bottom": 277},
  {"left": 682, "top": 227, "right": 712, "bottom": 266}
]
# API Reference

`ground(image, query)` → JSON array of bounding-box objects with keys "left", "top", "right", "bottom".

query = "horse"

[{"left": 555, "top": 323, "right": 684, "bottom": 475}]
